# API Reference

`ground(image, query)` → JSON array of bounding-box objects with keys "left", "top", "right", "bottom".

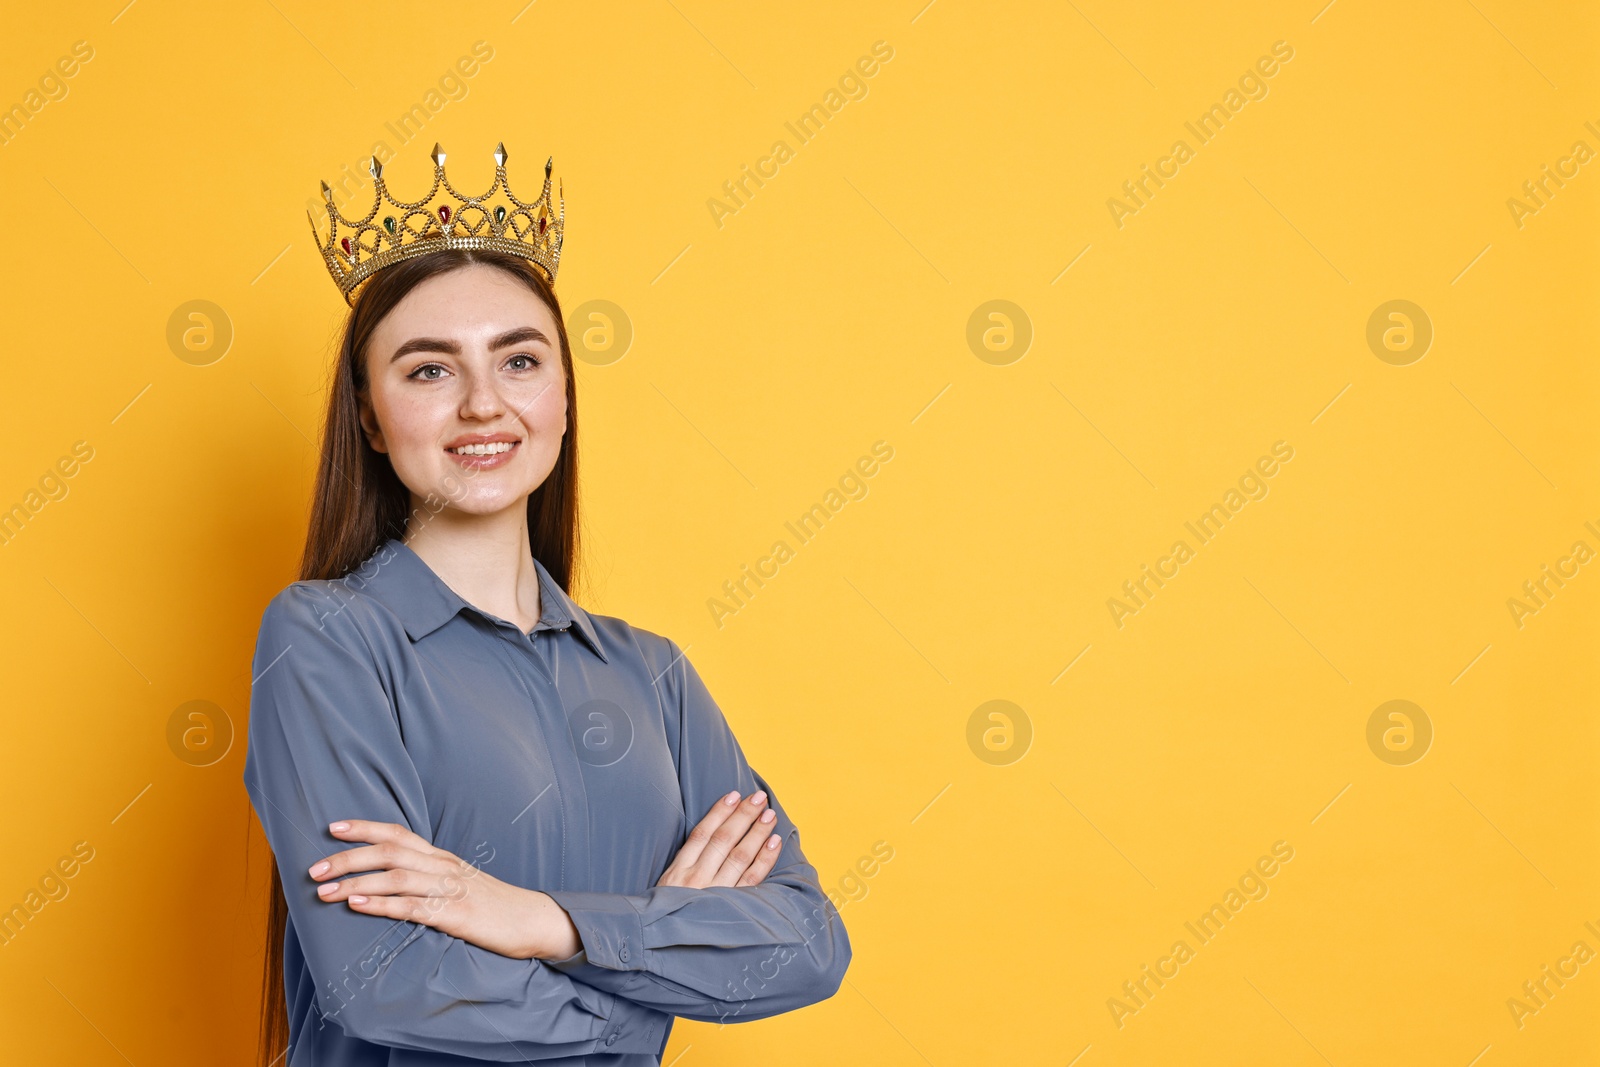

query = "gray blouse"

[{"left": 242, "top": 537, "right": 851, "bottom": 1064}]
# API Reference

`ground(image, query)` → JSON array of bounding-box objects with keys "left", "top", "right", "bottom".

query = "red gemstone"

[
  {"left": 439, "top": 205, "right": 452, "bottom": 223},
  {"left": 340, "top": 237, "right": 351, "bottom": 255},
  {"left": 538, "top": 216, "right": 547, "bottom": 234}
]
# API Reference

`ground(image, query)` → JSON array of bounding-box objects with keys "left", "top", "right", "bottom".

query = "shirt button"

[
  {"left": 619, "top": 946, "right": 629, "bottom": 962},
  {"left": 605, "top": 1033, "right": 618, "bottom": 1046}
]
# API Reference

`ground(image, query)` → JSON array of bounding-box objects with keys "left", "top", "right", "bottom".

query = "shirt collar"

[{"left": 355, "top": 537, "right": 608, "bottom": 661}]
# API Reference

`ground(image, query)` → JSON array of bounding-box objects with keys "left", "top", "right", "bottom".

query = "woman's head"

[
  {"left": 360, "top": 261, "right": 568, "bottom": 521},
  {"left": 298, "top": 247, "right": 580, "bottom": 588}
]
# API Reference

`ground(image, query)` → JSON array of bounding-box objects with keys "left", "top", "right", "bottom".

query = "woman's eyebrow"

[
  {"left": 489, "top": 326, "right": 550, "bottom": 350},
  {"left": 390, "top": 326, "right": 551, "bottom": 362}
]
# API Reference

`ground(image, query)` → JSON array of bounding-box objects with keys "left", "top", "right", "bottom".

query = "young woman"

[{"left": 243, "top": 244, "right": 851, "bottom": 1065}]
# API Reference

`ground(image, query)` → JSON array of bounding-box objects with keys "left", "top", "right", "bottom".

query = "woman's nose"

[{"left": 460, "top": 373, "right": 507, "bottom": 418}]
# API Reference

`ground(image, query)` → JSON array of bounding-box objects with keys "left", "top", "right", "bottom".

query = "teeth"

[{"left": 449, "top": 441, "right": 515, "bottom": 455}]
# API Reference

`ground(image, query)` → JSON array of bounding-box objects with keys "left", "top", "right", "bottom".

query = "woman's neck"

[{"left": 403, "top": 504, "right": 543, "bottom": 632}]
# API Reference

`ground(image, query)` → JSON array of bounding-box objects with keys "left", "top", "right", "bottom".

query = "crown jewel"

[{"left": 308, "top": 141, "right": 565, "bottom": 305}]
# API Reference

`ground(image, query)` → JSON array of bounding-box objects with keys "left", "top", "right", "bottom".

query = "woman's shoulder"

[
  {"left": 255, "top": 576, "right": 401, "bottom": 656},
  {"left": 581, "top": 607, "right": 683, "bottom": 671}
]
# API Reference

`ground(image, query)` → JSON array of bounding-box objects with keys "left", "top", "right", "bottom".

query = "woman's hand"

[
  {"left": 307, "top": 820, "right": 579, "bottom": 961},
  {"left": 657, "top": 790, "right": 784, "bottom": 889}
]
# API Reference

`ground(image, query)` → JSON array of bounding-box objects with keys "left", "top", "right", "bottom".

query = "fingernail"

[
  {"left": 760, "top": 809, "right": 774, "bottom": 823},
  {"left": 318, "top": 882, "right": 339, "bottom": 895},
  {"left": 724, "top": 791, "right": 739, "bottom": 805},
  {"left": 329, "top": 821, "right": 350, "bottom": 832},
  {"left": 751, "top": 791, "right": 766, "bottom": 805},
  {"left": 349, "top": 895, "right": 368, "bottom": 904},
  {"left": 766, "top": 834, "right": 779, "bottom": 849},
  {"left": 309, "top": 861, "right": 330, "bottom": 877}
]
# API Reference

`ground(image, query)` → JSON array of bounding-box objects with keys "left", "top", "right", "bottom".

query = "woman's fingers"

[
  {"left": 314, "top": 865, "right": 472, "bottom": 903},
  {"left": 309, "top": 841, "right": 433, "bottom": 881},
  {"left": 659, "top": 790, "right": 785, "bottom": 888},
  {"left": 308, "top": 837, "right": 462, "bottom": 883},
  {"left": 690, "top": 791, "right": 768, "bottom": 880},
  {"left": 340, "top": 892, "right": 444, "bottom": 923},
  {"left": 669, "top": 790, "right": 743, "bottom": 872},
  {"left": 734, "top": 827, "right": 783, "bottom": 887},
  {"left": 713, "top": 805, "right": 780, "bottom": 887},
  {"left": 328, "top": 819, "right": 440, "bottom": 855}
]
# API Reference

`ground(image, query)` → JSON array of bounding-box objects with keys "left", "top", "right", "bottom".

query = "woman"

[{"left": 244, "top": 168, "right": 851, "bottom": 1065}]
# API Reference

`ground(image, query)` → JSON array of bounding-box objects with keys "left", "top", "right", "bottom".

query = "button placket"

[
  {"left": 507, "top": 620, "right": 557, "bottom": 688},
  {"left": 534, "top": 624, "right": 571, "bottom": 687},
  {"left": 496, "top": 622, "right": 594, "bottom": 889},
  {"left": 489, "top": 624, "right": 588, "bottom": 887}
]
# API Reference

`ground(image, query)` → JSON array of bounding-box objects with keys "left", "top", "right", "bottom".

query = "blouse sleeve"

[
  {"left": 543, "top": 639, "right": 852, "bottom": 1023},
  {"left": 241, "top": 584, "right": 670, "bottom": 1061}
]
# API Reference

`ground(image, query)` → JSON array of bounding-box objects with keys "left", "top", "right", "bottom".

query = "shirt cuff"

[
  {"left": 544, "top": 889, "right": 648, "bottom": 971},
  {"left": 594, "top": 987, "right": 669, "bottom": 1056}
]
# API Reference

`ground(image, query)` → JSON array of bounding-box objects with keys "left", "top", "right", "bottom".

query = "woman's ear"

[{"left": 356, "top": 390, "right": 388, "bottom": 454}]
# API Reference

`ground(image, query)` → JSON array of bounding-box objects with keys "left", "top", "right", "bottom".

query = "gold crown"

[{"left": 307, "top": 141, "right": 564, "bottom": 305}]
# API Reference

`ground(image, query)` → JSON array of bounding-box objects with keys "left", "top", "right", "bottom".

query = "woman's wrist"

[{"left": 525, "top": 889, "right": 583, "bottom": 961}]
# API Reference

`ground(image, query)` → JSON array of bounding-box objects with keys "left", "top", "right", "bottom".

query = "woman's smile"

[{"left": 444, "top": 432, "right": 522, "bottom": 470}]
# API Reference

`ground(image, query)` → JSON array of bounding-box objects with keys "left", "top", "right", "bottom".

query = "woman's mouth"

[{"left": 445, "top": 439, "right": 520, "bottom": 469}]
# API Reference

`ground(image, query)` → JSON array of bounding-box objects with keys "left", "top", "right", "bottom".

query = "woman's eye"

[
  {"left": 506, "top": 354, "right": 540, "bottom": 371},
  {"left": 408, "top": 364, "right": 449, "bottom": 381}
]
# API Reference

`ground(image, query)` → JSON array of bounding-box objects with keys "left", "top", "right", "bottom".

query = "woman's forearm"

[{"left": 528, "top": 890, "right": 583, "bottom": 961}]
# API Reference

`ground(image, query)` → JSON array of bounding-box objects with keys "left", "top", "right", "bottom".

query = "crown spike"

[{"left": 309, "top": 141, "right": 564, "bottom": 304}]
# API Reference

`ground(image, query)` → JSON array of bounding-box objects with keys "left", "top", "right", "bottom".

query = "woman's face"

[{"left": 359, "top": 264, "right": 567, "bottom": 520}]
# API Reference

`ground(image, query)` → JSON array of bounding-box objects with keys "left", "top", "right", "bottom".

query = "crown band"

[{"left": 308, "top": 141, "right": 564, "bottom": 306}]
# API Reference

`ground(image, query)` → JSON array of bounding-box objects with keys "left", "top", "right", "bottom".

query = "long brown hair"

[{"left": 257, "top": 249, "right": 580, "bottom": 1065}]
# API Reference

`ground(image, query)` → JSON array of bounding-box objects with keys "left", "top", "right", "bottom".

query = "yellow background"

[{"left": 1, "top": 1, "right": 1595, "bottom": 1063}]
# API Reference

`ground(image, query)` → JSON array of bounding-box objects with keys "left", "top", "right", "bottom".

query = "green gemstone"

[
  {"left": 382, "top": 216, "right": 397, "bottom": 235},
  {"left": 493, "top": 205, "right": 506, "bottom": 225}
]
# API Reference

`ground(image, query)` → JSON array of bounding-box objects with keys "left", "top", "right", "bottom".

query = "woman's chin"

[{"left": 415, "top": 489, "right": 534, "bottom": 519}]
